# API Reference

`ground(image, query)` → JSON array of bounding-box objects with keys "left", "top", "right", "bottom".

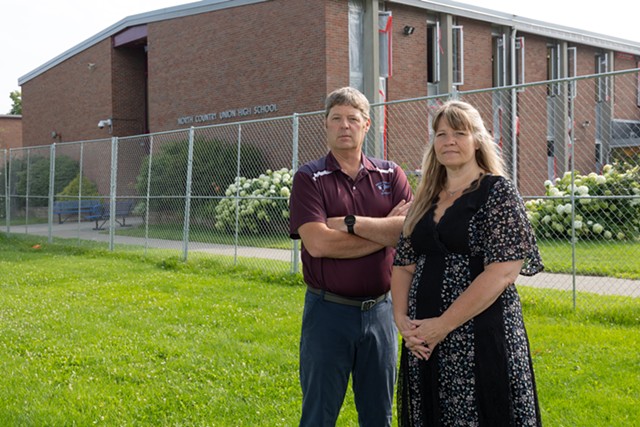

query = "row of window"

[{"left": 347, "top": 2, "right": 617, "bottom": 98}]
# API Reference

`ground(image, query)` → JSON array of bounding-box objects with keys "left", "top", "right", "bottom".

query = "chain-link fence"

[{"left": 2, "top": 70, "right": 639, "bottom": 310}]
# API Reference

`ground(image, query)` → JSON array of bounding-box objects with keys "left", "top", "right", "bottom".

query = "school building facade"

[{"left": 17, "top": 0, "right": 640, "bottom": 194}]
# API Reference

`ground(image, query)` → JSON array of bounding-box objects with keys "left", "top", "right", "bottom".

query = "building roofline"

[
  {"left": 391, "top": 0, "right": 640, "bottom": 56},
  {"left": 18, "top": 0, "right": 269, "bottom": 85},
  {"left": 19, "top": 0, "right": 640, "bottom": 87},
  {"left": 0, "top": 115, "right": 22, "bottom": 119}
]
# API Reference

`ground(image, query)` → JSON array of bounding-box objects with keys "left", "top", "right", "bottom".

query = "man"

[{"left": 289, "top": 87, "right": 413, "bottom": 426}]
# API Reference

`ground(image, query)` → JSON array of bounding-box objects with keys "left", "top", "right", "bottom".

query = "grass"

[
  {"left": 117, "top": 225, "right": 640, "bottom": 278},
  {"left": 115, "top": 223, "right": 293, "bottom": 250},
  {"left": 0, "top": 233, "right": 638, "bottom": 425},
  {"left": 537, "top": 239, "right": 640, "bottom": 279}
]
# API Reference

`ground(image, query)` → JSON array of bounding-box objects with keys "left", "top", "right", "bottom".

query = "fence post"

[
  {"left": 77, "top": 141, "right": 85, "bottom": 239},
  {"left": 6, "top": 149, "right": 12, "bottom": 233},
  {"left": 25, "top": 149, "right": 31, "bottom": 234},
  {"left": 510, "top": 86, "right": 518, "bottom": 188},
  {"left": 109, "top": 136, "right": 118, "bottom": 251},
  {"left": 182, "top": 127, "right": 195, "bottom": 261},
  {"left": 450, "top": 86, "right": 459, "bottom": 100},
  {"left": 144, "top": 134, "right": 154, "bottom": 255},
  {"left": 3, "top": 149, "right": 8, "bottom": 232},
  {"left": 291, "top": 113, "right": 300, "bottom": 274},
  {"left": 47, "top": 144, "right": 56, "bottom": 243},
  {"left": 233, "top": 124, "right": 242, "bottom": 265},
  {"left": 567, "top": 82, "right": 577, "bottom": 310}
]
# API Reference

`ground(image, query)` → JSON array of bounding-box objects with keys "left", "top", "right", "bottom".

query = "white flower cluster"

[
  {"left": 215, "top": 168, "right": 293, "bottom": 234},
  {"left": 525, "top": 162, "right": 639, "bottom": 241}
]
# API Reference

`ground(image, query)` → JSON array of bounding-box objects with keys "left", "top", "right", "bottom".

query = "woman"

[{"left": 391, "top": 100, "right": 544, "bottom": 426}]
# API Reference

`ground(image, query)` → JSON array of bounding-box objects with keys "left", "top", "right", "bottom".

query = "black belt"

[{"left": 307, "top": 286, "right": 388, "bottom": 311}]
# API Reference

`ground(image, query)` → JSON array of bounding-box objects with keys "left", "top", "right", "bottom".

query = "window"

[
  {"left": 493, "top": 34, "right": 506, "bottom": 87},
  {"left": 452, "top": 25, "right": 464, "bottom": 86},
  {"left": 637, "top": 61, "right": 640, "bottom": 107},
  {"left": 515, "top": 36, "right": 525, "bottom": 90},
  {"left": 379, "top": 12, "right": 392, "bottom": 78},
  {"left": 547, "top": 43, "right": 561, "bottom": 96},
  {"left": 427, "top": 21, "right": 441, "bottom": 84},
  {"left": 348, "top": 0, "right": 364, "bottom": 91},
  {"left": 568, "top": 47, "right": 577, "bottom": 99},
  {"left": 595, "top": 53, "right": 609, "bottom": 102}
]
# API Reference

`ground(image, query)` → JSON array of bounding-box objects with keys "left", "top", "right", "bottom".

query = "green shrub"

[
  {"left": 214, "top": 168, "right": 293, "bottom": 234},
  {"left": 56, "top": 174, "right": 100, "bottom": 201},
  {"left": 135, "top": 138, "right": 267, "bottom": 217},
  {"left": 525, "top": 162, "right": 640, "bottom": 240},
  {"left": 14, "top": 155, "right": 80, "bottom": 207}
]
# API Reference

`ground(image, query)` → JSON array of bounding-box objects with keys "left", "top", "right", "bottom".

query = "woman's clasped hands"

[{"left": 397, "top": 316, "right": 449, "bottom": 361}]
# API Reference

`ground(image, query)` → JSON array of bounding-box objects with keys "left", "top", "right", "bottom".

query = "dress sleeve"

[
  {"left": 471, "top": 177, "right": 544, "bottom": 276},
  {"left": 393, "top": 232, "right": 418, "bottom": 266}
]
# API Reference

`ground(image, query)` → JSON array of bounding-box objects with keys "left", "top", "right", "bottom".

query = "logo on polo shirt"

[{"left": 375, "top": 181, "right": 392, "bottom": 195}]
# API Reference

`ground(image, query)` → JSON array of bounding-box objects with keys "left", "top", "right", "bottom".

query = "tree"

[
  {"left": 15, "top": 155, "right": 80, "bottom": 207},
  {"left": 9, "top": 90, "right": 21, "bottom": 115}
]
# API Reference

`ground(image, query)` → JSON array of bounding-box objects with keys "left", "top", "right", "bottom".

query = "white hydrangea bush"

[
  {"left": 215, "top": 168, "right": 293, "bottom": 234},
  {"left": 525, "top": 162, "right": 640, "bottom": 241}
]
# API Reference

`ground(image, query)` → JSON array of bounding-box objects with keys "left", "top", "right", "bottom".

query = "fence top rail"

[{"left": 7, "top": 68, "right": 640, "bottom": 153}]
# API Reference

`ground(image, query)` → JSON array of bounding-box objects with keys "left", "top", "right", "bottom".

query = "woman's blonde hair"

[{"left": 403, "top": 100, "right": 506, "bottom": 235}]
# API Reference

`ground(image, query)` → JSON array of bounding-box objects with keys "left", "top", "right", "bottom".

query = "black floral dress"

[{"left": 393, "top": 175, "right": 544, "bottom": 427}]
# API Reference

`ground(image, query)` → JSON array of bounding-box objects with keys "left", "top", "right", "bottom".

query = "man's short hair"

[{"left": 324, "top": 87, "right": 370, "bottom": 121}]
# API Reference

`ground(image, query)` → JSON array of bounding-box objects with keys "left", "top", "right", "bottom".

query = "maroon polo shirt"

[{"left": 289, "top": 152, "right": 413, "bottom": 297}]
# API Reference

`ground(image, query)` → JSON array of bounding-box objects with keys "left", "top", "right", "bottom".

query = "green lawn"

[
  {"left": 0, "top": 233, "right": 638, "bottom": 425},
  {"left": 115, "top": 224, "right": 640, "bottom": 278},
  {"left": 116, "top": 223, "right": 293, "bottom": 250},
  {"left": 537, "top": 239, "right": 640, "bottom": 279}
]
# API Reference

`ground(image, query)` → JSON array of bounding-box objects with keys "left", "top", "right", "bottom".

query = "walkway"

[{"left": 5, "top": 219, "right": 638, "bottom": 298}]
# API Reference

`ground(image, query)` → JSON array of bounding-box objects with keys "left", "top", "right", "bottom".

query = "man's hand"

[
  {"left": 387, "top": 199, "right": 412, "bottom": 217},
  {"left": 326, "top": 199, "right": 412, "bottom": 232},
  {"left": 324, "top": 199, "right": 412, "bottom": 247}
]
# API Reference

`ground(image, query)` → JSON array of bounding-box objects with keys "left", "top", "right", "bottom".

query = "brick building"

[
  {"left": 17, "top": 0, "right": 640, "bottom": 194},
  {"left": 0, "top": 115, "right": 22, "bottom": 150}
]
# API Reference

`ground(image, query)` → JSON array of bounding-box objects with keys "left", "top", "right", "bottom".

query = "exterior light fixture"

[
  {"left": 98, "top": 118, "right": 113, "bottom": 133},
  {"left": 403, "top": 25, "right": 415, "bottom": 36}
]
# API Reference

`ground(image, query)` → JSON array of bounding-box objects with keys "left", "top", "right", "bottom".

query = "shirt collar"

[{"left": 326, "top": 151, "right": 376, "bottom": 173}]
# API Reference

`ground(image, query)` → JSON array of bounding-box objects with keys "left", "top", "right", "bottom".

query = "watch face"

[{"left": 345, "top": 215, "right": 356, "bottom": 226}]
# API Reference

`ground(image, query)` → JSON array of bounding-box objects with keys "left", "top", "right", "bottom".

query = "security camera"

[{"left": 98, "top": 119, "right": 112, "bottom": 129}]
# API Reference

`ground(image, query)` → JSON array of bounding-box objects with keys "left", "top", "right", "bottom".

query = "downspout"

[{"left": 510, "top": 27, "right": 518, "bottom": 186}]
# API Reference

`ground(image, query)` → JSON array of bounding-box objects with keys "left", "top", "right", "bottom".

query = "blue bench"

[
  {"left": 86, "top": 200, "right": 135, "bottom": 230},
  {"left": 53, "top": 200, "right": 102, "bottom": 224}
]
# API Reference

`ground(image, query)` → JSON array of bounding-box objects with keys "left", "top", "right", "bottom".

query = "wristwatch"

[{"left": 344, "top": 215, "right": 356, "bottom": 235}]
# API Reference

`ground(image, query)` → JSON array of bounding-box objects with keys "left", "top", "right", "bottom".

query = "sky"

[{"left": 2, "top": 0, "right": 639, "bottom": 114}]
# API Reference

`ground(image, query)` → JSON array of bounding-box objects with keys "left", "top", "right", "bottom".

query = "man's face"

[{"left": 325, "top": 104, "right": 371, "bottom": 153}]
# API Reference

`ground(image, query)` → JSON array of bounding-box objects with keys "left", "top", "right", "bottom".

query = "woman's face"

[{"left": 433, "top": 118, "right": 478, "bottom": 170}]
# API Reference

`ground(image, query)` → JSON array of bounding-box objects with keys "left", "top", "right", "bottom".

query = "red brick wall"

[
  {"left": 0, "top": 116, "right": 22, "bottom": 149},
  {"left": 147, "top": 0, "right": 331, "bottom": 133},
  {"left": 325, "top": 0, "right": 350, "bottom": 93},
  {"left": 21, "top": 39, "right": 114, "bottom": 148},
  {"left": 613, "top": 52, "right": 640, "bottom": 121},
  {"left": 384, "top": 4, "right": 428, "bottom": 100},
  {"left": 456, "top": 18, "right": 493, "bottom": 91},
  {"left": 112, "top": 46, "right": 148, "bottom": 136}
]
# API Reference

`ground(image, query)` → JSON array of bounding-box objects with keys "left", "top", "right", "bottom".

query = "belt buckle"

[{"left": 361, "top": 299, "right": 377, "bottom": 311}]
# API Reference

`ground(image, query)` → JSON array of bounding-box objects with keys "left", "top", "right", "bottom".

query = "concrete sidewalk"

[
  {"left": 515, "top": 272, "right": 638, "bottom": 297},
  {"left": 5, "top": 220, "right": 638, "bottom": 298}
]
